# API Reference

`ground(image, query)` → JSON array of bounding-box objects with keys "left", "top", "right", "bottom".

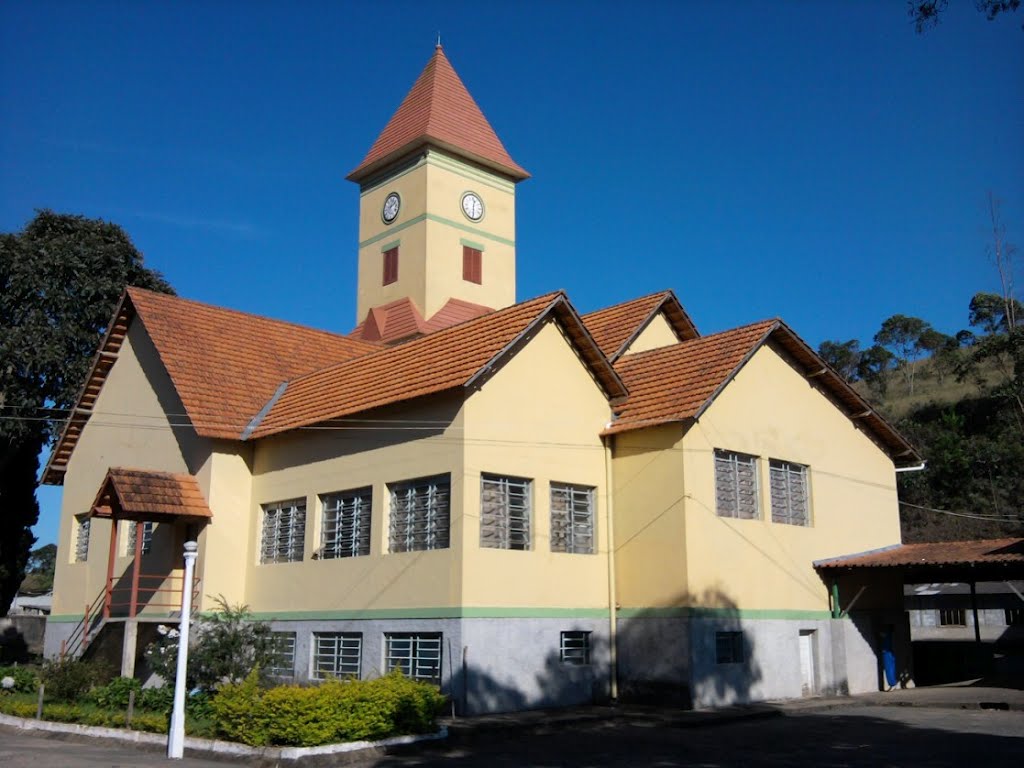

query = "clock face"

[
  {"left": 382, "top": 192, "right": 400, "bottom": 224},
  {"left": 461, "top": 192, "right": 484, "bottom": 222}
]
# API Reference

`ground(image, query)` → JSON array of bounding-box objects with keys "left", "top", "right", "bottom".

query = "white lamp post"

[{"left": 167, "top": 540, "right": 198, "bottom": 759}]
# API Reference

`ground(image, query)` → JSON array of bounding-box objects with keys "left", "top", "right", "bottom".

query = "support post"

[
  {"left": 105, "top": 516, "right": 118, "bottom": 619},
  {"left": 970, "top": 580, "right": 981, "bottom": 644},
  {"left": 831, "top": 579, "right": 841, "bottom": 619},
  {"left": 129, "top": 521, "right": 143, "bottom": 619},
  {"left": 167, "top": 541, "right": 198, "bottom": 760}
]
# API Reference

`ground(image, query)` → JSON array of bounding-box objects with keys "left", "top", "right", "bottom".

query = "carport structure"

[{"left": 815, "top": 538, "right": 1024, "bottom": 685}]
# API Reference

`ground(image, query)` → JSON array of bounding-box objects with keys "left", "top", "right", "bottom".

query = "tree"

[
  {"left": 908, "top": 1, "right": 1021, "bottom": 32},
  {"left": 19, "top": 543, "right": 57, "bottom": 594},
  {"left": 918, "top": 328, "right": 960, "bottom": 386},
  {"left": 817, "top": 339, "right": 861, "bottom": 383},
  {"left": 857, "top": 344, "right": 895, "bottom": 396},
  {"left": 874, "top": 314, "right": 933, "bottom": 395},
  {"left": 0, "top": 211, "right": 173, "bottom": 615}
]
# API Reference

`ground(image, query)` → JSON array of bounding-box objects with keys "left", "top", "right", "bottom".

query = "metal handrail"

[{"left": 61, "top": 586, "right": 107, "bottom": 659}]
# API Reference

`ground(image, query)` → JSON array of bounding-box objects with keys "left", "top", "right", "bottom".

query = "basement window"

[
  {"left": 715, "top": 631, "right": 744, "bottom": 664},
  {"left": 74, "top": 515, "right": 91, "bottom": 562},
  {"left": 714, "top": 450, "right": 759, "bottom": 520},
  {"left": 550, "top": 482, "right": 596, "bottom": 554},
  {"left": 769, "top": 460, "right": 810, "bottom": 526},
  {"left": 268, "top": 632, "right": 296, "bottom": 678},
  {"left": 385, "top": 632, "right": 442, "bottom": 684},
  {"left": 1005, "top": 607, "right": 1023, "bottom": 626},
  {"left": 260, "top": 499, "right": 306, "bottom": 564},
  {"left": 312, "top": 632, "right": 362, "bottom": 679},
  {"left": 560, "top": 631, "right": 591, "bottom": 665},
  {"left": 480, "top": 474, "right": 531, "bottom": 550},
  {"left": 320, "top": 487, "right": 372, "bottom": 559},
  {"left": 389, "top": 475, "right": 451, "bottom": 552},
  {"left": 939, "top": 608, "right": 966, "bottom": 626}
]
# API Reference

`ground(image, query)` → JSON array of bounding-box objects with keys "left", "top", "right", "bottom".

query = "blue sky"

[{"left": 2, "top": 1, "right": 1022, "bottom": 547}]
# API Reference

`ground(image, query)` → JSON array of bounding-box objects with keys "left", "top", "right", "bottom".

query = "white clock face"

[
  {"left": 461, "top": 192, "right": 484, "bottom": 222},
  {"left": 382, "top": 192, "right": 400, "bottom": 224}
]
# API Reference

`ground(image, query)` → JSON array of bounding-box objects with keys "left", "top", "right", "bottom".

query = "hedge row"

[{"left": 212, "top": 670, "right": 446, "bottom": 747}]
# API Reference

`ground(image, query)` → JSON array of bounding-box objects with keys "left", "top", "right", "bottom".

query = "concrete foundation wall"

[{"left": 0, "top": 616, "right": 46, "bottom": 661}]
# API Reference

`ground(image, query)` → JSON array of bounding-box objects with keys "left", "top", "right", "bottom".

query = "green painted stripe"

[
  {"left": 380, "top": 239, "right": 400, "bottom": 253},
  {"left": 358, "top": 155, "right": 428, "bottom": 194},
  {"left": 617, "top": 607, "right": 834, "bottom": 621},
  {"left": 48, "top": 612, "right": 180, "bottom": 623},
  {"left": 247, "top": 606, "right": 610, "bottom": 621},
  {"left": 47, "top": 614, "right": 83, "bottom": 623},
  {"left": 359, "top": 213, "right": 514, "bottom": 249},
  {"left": 459, "top": 238, "right": 486, "bottom": 251},
  {"left": 426, "top": 152, "right": 516, "bottom": 192}
]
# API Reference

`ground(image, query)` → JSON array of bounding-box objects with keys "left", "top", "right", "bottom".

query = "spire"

[{"left": 347, "top": 46, "right": 529, "bottom": 182}]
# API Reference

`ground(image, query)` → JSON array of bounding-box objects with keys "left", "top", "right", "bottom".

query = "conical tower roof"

[{"left": 347, "top": 46, "right": 529, "bottom": 182}]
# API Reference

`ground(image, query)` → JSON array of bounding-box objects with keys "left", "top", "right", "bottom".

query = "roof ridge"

[
  {"left": 616, "top": 318, "right": 778, "bottom": 363},
  {"left": 580, "top": 289, "right": 672, "bottom": 317}
]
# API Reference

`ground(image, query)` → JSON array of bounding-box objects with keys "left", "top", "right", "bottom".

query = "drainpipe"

[
  {"left": 895, "top": 462, "right": 927, "bottom": 473},
  {"left": 602, "top": 434, "right": 619, "bottom": 703},
  {"left": 831, "top": 579, "right": 841, "bottom": 619}
]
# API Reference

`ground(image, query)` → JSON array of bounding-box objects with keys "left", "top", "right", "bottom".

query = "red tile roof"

[
  {"left": 347, "top": 46, "right": 528, "bottom": 182},
  {"left": 350, "top": 296, "right": 494, "bottom": 344},
  {"left": 249, "top": 292, "right": 626, "bottom": 439},
  {"left": 606, "top": 320, "right": 775, "bottom": 434},
  {"left": 43, "top": 289, "right": 380, "bottom": 482},
  {"left": 90, "top": 468, "right": 212, "bottom": 521},
  {"left": 605, "top": 318, "right": 921, "bottom": 465},
  {"left": 582, "top": 290, "right": 699, "bottom": 361},
  {"left": 815, "top": 539, "right": 1024, "bottom": 570}
]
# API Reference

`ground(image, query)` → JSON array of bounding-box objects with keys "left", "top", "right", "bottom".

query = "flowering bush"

[
  {"left": 144, "top": 596, "right": 276, "bottom": 692},
  {"left": 0, "top": 665, "right": 37, "bottom": 694}
]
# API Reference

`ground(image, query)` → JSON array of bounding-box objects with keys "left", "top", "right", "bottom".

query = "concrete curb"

[{"left": 0, "top": 713, "right": 448, "bottom": 764}]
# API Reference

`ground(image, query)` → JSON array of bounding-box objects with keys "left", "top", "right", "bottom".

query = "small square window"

[
  {"left": 261, "top": 499, "right": 306, "bottom": 564},
  {"left": 385, "top": 632, "right": 442, "bottom": 684},
  {"left": 312, "top": 632, "right": 362, "bottom": 679},
  {"left": 127, "top": 521, "right": 154, "bottom": 556},
  {"left": 716, "top": 631, "right": 744, "bottom": 664},
  {"left": 269, "top": 632, "right": 296, "bottom": 678},
  {"left": 560, "top": 630, "right": 591, "bottom": 665}
]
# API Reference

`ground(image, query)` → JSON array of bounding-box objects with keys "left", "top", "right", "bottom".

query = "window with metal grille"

[
  {"left": 383, "top": 247, "right": 399, "bottom": 285},
  {"left": 560, "top": 631, "right": 591, "bottom": 665},
  {"left": 75, "top": 516, "right": 91, "bottom": 562},
  {"left": 389, "top": 475, "right": 450, "bottom": 552},
  {"left": 1005, "top": 607, "right": 1023, "bottom": 626},
  {"left": 714, "top": 450, "right": 760, "bottom": 519},
  {"left": 716, "top": 631, "right": 744, "bottom": 664},
  {"left": 269, "top": 632, "right": 296, "bottom": 677},
  {"left": 320, "top": 487, "right": 371, "bottom": 559},
  {"left": 127, "top": 521, "right": 154, "bottom": 556},
  {"left": 480, "top": 474, "right": 531, "bottom": 550},
  {"left": 312, "top": 632, "right": 362, "bottom": 679},
  {"left": 769, "top": 459, "right": 809, "bottom": 526},
  {"left": 463, "top": 246, "right": 482, "bottom": 284},
  {"left": 261, "top": 499, "right": 306, "bottom": 563},
  {"left": 550, "top": 482, "right": 595, "bottom": 554},
  {"left": 939, "top": 608, "right": 966, "bottom": 626},
  {"left": 385, "top": 632, "right": 442, "bottom": 684}
]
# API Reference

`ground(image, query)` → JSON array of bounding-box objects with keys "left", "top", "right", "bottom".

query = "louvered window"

[
  {"left": 321, "top": 488, "right": 371, "bottom": 559},
  {"left": 312, "top": 632, "right": 362, "bottom": 679},
  {"left": 385, "top": 632, "right": 442, "bottom": 684},
  {"left": 463, "top": 246, "right": 482, "bottom": 284},
  {"left": 389, "top": 475, "right": 450, "bottom": 552},
  {"left": 269, "top": 632, "right": 296, "bottom": 677},
  {"left": 769, "top": 459, "right": 810, "bottom": 526},
  {"left": 383, "top": 247, "right": 399, "bottom": 285},
  {"left": 127, "top": 521, "right": 154, "bottom": 556},
  {"left": 714, "top": 450, "right": 760, "bottom": 520},
  {"left": 480, "top": 474, "right": 531, "bottom": 550},
  {"left": 550, "top": 482, "right": 595, "bottom": 554},
  {"left": 261, "top": 499, "right": 306, "bottom": 563},
  {"left": 75, "top": 516, "right": 91, "bottom": 562}
]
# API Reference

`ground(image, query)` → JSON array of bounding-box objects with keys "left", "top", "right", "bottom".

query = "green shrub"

[
  {"left": 0, "top": 696, "right": 38, "bottom": 718},
  {"left": 39, "top": 660, "right": 108, "bottom": 702},
  {"left": 211, "top": 669, "right": 446, "bottom": 747},
  {"left": 138, "top": 685, "right": 173, "bottom": 712},
  {"left": 89, "top": 676, "right": 141, "bottom": 709},
  {"left": 0, "top": 665, "right": 38, "bottom": 694}
]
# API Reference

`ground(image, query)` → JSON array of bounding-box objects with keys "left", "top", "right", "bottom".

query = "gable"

[{"left": 622, "top": 311, "right": 682, "bottom": 356}]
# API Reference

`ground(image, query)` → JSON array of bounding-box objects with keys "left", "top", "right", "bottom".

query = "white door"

[{"left": 799, "top": 630, "right": 817, "bottom": 696}]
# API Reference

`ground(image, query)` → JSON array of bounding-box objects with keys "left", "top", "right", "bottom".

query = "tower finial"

[{"left": 436, "top": 31, "right": 441, "bottom": 49}]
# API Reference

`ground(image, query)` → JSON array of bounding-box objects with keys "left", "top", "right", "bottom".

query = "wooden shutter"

[
  {"left": 463, "top": 246, "right": 482, "bottom": 284},
  {"left": 383, "top": 248, "right": 399, "bottom": 285}
]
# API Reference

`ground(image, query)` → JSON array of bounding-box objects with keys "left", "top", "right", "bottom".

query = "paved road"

[{"left": 2, "top": 705, "right": 1022, "bottom": 767}]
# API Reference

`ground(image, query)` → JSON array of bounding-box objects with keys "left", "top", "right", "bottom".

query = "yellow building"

[{"left": 44, "top": 46, "right": 921, "bottom": 712}]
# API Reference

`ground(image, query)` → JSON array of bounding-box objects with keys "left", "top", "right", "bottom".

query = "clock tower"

[{"left": 347, "top": 46, "right": 529, "bottom": 341}]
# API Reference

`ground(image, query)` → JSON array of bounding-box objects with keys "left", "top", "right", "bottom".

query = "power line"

[{"left": 899, "top": 500, "right": 1022, "bottom": 523}]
